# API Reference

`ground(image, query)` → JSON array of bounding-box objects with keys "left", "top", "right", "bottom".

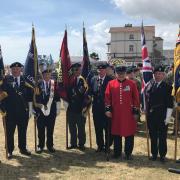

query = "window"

[
  {"left": 129, "top": 45, "right": 134, "bottom": 52},
  {"left": 129, "top": 34, "right": 134, "bottom": 40}
]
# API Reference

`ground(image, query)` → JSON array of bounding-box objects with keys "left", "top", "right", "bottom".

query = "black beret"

[
  {"left": 106, "top": 64, "right": 114, "bottom": 69},
  {"left": 133, "top": 67, "right": 140, "bottom": 72},
  {"left": 137, "top": 63, "right": 143, "bottom": 68},
  {"left": 97, "top": 64, "right": 107, "bottom": 69},
  {"left": 42, "top": 69, "right": 52, "bottom": 74},
  {"left": 115, "top": 65, "right": 126, "bottom": 73},
  {"left": 153, "top": 65, "right": 165, "bottom": 73},
  {"left": 126, "top": 67, "right": 133, "bottom": 74},
  {"left": 10, "top": 62, "right": 23, "bottom": 68},
  {"left": 70, "top": 63, "right": 81, "bottom": 69}
]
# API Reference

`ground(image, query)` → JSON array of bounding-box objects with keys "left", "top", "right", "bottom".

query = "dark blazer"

[
  {"left": 35, "top": 79, "right": 60, "bottom": 115},
  {"left": 145, "top": 79, "right": 173, "bottom": 123},
  {"left": 0, "top": 75, "right": 32, "bottom": 120},
  {"left": 90, "top": 75, "right": 113, "bottom": 111},
  {"left": 67, "top": 76, "right": 88, "bottom": 113}
]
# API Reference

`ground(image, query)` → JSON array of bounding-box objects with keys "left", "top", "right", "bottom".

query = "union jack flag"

[{"left": 141, "top": 22, "right": 153, "bottom": 91}]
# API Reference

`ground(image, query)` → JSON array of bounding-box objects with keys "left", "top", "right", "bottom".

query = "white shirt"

[
  {"left": 155, "top": 80, "right": 162, "bottom": 88},
  {"left": 43, "top": 80, "right": 50, "bottom": 94},
  {"left": 13, "top": 76, "right": 20, "bottom": 87},
  {"left": 98, "top": 75, "right": 106, "bottom": 85}
]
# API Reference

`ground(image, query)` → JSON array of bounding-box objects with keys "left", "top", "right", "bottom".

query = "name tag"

[{"left": 123, "top": 85, "right": 130, "bottom": 91}]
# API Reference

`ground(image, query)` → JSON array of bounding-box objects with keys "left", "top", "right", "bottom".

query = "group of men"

[{"left": 0, "top": 59, "right": 175, "bottom": 163}]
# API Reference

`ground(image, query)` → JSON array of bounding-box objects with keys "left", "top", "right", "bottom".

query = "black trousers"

[
  {"left": 93, "top": 108, "right": 113, "bottom": 149},
  {"left": 37, "top": 112, "right": 56, "bottom": 149},
  {"left": 113, "top": 135, "right": 134, "bottom": 156},
  {"left": 148, "top": 121, "right": 168, "bottom": 158},
  {"left": 6, "top": 115, "right": 29, "bottom": 153},
  {"left": 67, "top": 110, "right": 86, "bottom": 146}
]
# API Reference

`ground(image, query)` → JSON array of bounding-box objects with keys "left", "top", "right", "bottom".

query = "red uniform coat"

[{"left": 105, "top": 79, "right": 140, "bottom": 137}]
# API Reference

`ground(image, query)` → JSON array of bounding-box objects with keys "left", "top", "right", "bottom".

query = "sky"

[{"left": 0, "top": 0, "right": 180, "bottom": 64}]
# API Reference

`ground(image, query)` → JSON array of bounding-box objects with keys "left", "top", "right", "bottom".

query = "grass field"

[{"left": 0, "top": 108, "right": 180, "bottom": 180}]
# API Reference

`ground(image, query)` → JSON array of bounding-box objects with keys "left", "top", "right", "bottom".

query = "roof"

[
  {"left": 154, "top": 36, "right": 163, "bottom": 41},
  {"left": 109, "top": 26, "right": 155, "bottom": 33}
]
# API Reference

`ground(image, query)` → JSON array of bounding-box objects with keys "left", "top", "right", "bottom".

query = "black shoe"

[
  {"left": 149, "top": 156, "right": 157, "bottom": 161},
  {"left": 112, "top": 153, "right": 121, "bottom": 159},
  {"left": 78, "top": 145, "right": 85, "bottom": 151},
  {"left": 20, "top": 149, "right": 31, "bottom": 156},
  {"left": 36, "top": 147, "right": 43, "bottom": 154},
  {"left": 125, "top": 154, "right": 133, "bottom": 160},
  {"left": 95, "top": 147, "right": 104, "bottom": 153},
  {"left": 48, "top": 147, "right": 56, "bottom": 153},
  {"left": 68, "top": 145, "right": 78, "bottom": 149},
  {"left": 7, "top": 152, "right": 13, "bottom": 159},
  {"left": 160, "top": 156, "right": 166, "bottom": 163}
]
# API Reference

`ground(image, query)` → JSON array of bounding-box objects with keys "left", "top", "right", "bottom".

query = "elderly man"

[
  {"left": 34, "top": 64, "right": 60, "bottom": 153},
  {"left": 0, "top": 62, "right": 32, "bottom": 158},
  {"left": 90, "top": 62, "right": 113, "bottom": 152},
  {"left": 105, "top": 65, "right": 140, "bottom": 160},
  {"left": 145, "top": 65, "right": 173, "bottom": 162},
  {"left": 67, "top": 63, "right": 88, "bottom": 150}
]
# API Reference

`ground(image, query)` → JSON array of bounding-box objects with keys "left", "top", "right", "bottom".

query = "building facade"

[
  {"left": 107, "top": 24, "right": 163, "bottom": 66},
  {"left": 163, "top": 49, "right": 174, "bottom": 65}
]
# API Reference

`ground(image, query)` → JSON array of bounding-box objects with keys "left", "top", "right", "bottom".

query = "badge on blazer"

[{"left": 123, "top": 85, "right": 130, "bottom": 91}]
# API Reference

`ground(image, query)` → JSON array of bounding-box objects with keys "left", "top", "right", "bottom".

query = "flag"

[
  {"left": 81, "top": 25, "right": 90, "bottom": 79},
  {"left": 58, "top": 29, "right": 71, "bottom": 100},
  {"left": 24, "top": 25, "right": 39, "bottom": 86},
  {"left": 172, "top": 26, "right": 180, "bottom": 102},
  {"left": 0, "top": 45, "right": 5, "bottom": 79},
  {"left": 141, "top": 22, "right": 153, "bottom": 91}
]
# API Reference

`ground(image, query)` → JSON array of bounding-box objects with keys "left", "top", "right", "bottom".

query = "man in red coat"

[{"left": 105, "top": 65, "right": 140, "bottom": 159}]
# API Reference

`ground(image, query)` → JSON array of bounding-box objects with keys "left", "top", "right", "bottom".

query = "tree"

[{"left": 90, "top": 52, "right": 99, "bottom": 60}]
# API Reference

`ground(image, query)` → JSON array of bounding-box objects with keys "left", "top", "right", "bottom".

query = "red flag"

[
  {"left": 58, "top": 30, "right": 71, "bottom": 99},
  {"left": 60, "top": 30, "right": 71, "bottom": 88}
]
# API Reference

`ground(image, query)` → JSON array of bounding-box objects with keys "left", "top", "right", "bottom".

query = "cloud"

[
  {"left": 0, "top": 20, "right": 110, "bottom": 64},
  {"left": 70, "top": 29, "right": 81, "bottom": 37},
  {"left": 1, "top": 34, "right": 62, "bottom": 65},
  {"left": 156, "top": 23, "right": 178, "bottom": 49},
  {"left": 89, "top": 20, "right": 110, "bottom": 59},
  {"left": 110, "top": 0, "right": 180, "bottom": 50},
  {"left": 111, "top": 0, "right": 180, "bottom": 23}
]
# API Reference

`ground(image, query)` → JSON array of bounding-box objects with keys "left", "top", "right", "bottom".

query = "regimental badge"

[{"left": 123, "top": 85, "right": 130, "bottom": 91}]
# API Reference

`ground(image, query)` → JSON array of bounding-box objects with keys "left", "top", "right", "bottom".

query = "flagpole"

[
  {"left": 2, "top": 115, "right": 8, "bottom": 159},
  {"left": 141, "top": 21, "right": 152, "bottom": 159},
  {"left": 87, "top": 110, "right": 92, "bottom": 148},
  {"left": 174, "top": 106, "right": 179, "bottom": 161},
  {"left": 32, "top": 24, "right": 38, "bottom": 152}
]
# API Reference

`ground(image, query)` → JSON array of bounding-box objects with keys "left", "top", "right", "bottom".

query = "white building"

[
  {"left": 163, "top": 49, "right": 174, "bottom": 65},
  {"left": 107, "top": 24, "right": 163, "bottom": 66}
]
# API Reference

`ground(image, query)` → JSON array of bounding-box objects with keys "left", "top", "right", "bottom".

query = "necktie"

[
  {"left": 14, "top": 77, "right": 19, "bottom": 89},
  {"left": 100, "top": 78, "right": 103, "bottom": 86},
  {"left": 154, "top": 82, "right": 158, "bottom": 90},
  {"left": 46, "top": 82, "right": 49, "bottom": 94},
  {"left": 98, "top": 78, "right": 103, "bottom": 91}
]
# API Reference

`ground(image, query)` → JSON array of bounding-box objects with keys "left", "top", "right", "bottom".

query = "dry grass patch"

[{"left": 0, "top": 109, "right": 179, "bottom": 179}]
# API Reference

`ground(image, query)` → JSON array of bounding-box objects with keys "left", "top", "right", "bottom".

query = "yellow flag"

[{"left": 172, "top": 27, "right": 180, "bottom": 102}]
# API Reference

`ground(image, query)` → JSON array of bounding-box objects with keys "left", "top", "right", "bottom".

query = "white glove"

[
  {"left": 28, "top": 102, "right": 33, "bottom": 119},
  {"left": 63, "top": 100, "right": 69, "bottom": 111},
  {"left": 56, "top": 102, "right": 61, "bottom": 116},
  {"left": 164, "top": 108, "right": 173, "bottom": 125}
]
